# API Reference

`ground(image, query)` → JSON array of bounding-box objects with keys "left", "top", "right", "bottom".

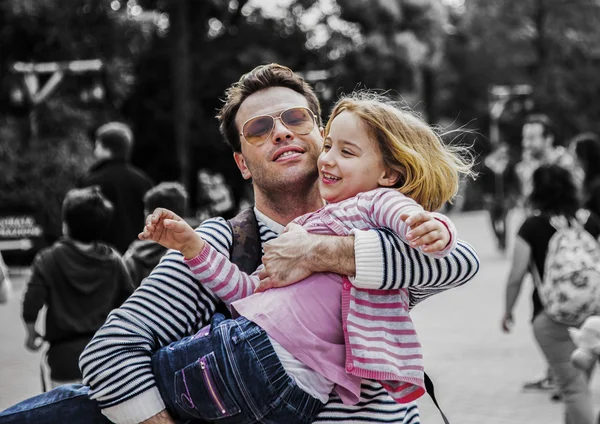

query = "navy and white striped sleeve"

[
  {"left": 352, "top": 227, "right": 479, "bottom": 297},
  {"left": 79, "top": 217, "right": 233, "bottom": 424}
]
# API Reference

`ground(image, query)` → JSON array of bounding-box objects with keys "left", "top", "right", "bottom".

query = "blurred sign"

[{"left": 0, "top": 215, "right": 43, "bottom": 251}]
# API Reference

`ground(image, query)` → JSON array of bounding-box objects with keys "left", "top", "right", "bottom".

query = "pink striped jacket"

[{"left": 185, "top": 188, "right": 457, "bottom": 403}]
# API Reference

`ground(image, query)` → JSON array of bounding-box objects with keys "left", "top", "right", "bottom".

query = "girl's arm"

[
  {"left": 352, "top": 189, "right": 457, "bottom": 258},
  {"left": 184, "top": 243, "right": 260, "bottom": 305},
  {"left": 140, "top": 208, "right": 259, "bottom": 305}
]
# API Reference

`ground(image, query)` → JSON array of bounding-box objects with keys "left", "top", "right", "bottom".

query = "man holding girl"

[{"left": 0, "top": 64, "right": 479, "bottom": 424}]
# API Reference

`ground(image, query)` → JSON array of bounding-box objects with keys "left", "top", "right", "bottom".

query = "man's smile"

[{"left": 272, "top": 145, "right": 305, "bottom": 162}]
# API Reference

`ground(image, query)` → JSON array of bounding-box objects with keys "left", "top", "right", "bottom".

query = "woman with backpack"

[{"left": 501, "top": 164, "right": 600, "bottom": 424}]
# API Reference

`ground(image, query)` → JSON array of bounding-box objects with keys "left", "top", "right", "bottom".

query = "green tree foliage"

[
  {"left": 440, "top": 0, "right": 600, "bottom": 146},
  {"left": 124, "top": 0, "right": 325, "bottom": 215},
  {"left": 299, "top": 0, "right": 448, "bottom": 119},
  {"left": 0, "top": 0, "right": 149, "bottom": 240}
]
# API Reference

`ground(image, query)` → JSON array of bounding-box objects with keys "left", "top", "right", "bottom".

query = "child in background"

[
  {"left": 123, "top": 182, "right": 188, "bottom": 287},
  {"left": 139, "top": 91, "right": 476, "bottom": 424},
  {"left": 22, "top": 186, "right": 134, "bottom": 389}
]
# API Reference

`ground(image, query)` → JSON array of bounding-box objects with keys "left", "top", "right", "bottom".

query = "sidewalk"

[
  {"left": 1, "top": 210, "right": 599, "bottom": 422},
  {"left": 415, "top": 210, "right": 600, "bottom": 423}
]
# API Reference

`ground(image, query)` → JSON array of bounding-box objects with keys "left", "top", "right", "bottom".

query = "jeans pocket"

[{"left": 174, "top": 351, "right": 242, "bottom": 420}]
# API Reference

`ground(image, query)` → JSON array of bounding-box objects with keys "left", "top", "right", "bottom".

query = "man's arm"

[
  {"left": 258, "top": 224, "right": 479, "bottom": 296},
  {"left": 79, "top": 218, "right": 233, "bottom": 424}
]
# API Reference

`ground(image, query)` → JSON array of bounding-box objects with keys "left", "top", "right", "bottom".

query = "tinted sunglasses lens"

[
  {"left": 282, "top": 108, "right": 314, "bottom": 134},
  {"left": 243, "top": 116, "right": 274, "bottom": 145}
]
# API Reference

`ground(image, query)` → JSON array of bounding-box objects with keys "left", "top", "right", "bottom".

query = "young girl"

[{"left": 141, "top": 91, "right": 475, "bottom": 424}]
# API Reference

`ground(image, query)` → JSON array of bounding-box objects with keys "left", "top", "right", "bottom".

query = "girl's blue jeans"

[{"left": 0, "top": 314, "right": 323, "bottom": 424}]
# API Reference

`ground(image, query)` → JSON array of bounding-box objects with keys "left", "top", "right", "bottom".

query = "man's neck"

[{"left": 254, "top": 184, "right": 324, "bottom": 226}]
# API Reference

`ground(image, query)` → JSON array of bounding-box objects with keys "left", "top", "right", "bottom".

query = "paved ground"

[{"left": 1, "top": 210, "right": 599, "bottom": 422}]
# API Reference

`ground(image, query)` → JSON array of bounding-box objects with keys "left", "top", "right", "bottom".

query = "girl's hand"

[
  {"left": 139, "top": 208, "right": 205, "bottom": 259},
  {"left": 400, "top": 211, "right": 450, "bottom": 253}
]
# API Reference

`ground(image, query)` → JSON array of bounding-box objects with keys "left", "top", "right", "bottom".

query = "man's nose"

[{"left": 271, "top": 118, "right": 294, "bottom": 143}]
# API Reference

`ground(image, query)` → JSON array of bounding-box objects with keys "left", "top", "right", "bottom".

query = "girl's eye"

[
  {"left": 323, "top": 144, "right": 331, "bottom": 151},
  {"left": 342, "top": 149, "right": 353, "bottom": 156}
]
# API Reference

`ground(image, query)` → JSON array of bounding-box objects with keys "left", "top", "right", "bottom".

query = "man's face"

[
  {"left": 522, "top": 122, "right": 552, "bottom": 160},
  {"left": 233, "top": 87, "right": 323, "bottom": 193}
]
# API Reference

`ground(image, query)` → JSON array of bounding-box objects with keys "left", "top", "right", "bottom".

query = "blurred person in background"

[
  {"left": 80, "top": 122, "right": 154, "bottom": 254},
  {"left": 571, "top": 132, "right": 600, "bottom": 219},
  {"left": 516, "top": 114, "right": 580, "bottom": 206},
  {"left": 501, "top": 164, "right": 600, "bottom": 424},
  {"left": 123, "top": 182, "right": 188, "bottom": 287},
  {"left": 21, "top": 187, "right": 134, "bottom": 390},
  {"left": 481, "top": 142, "right": 520, "bottom": 252}
]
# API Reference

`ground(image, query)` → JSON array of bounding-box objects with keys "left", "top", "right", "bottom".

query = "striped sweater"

[
  {"left": 79, "top": 197, "right": 480, "bottom": 424},
  {"left": 185, "top": 188, "right": 460, "bottom": 404}
]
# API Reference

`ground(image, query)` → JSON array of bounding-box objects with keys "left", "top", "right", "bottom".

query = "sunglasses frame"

[{"left": 239, "top": 106, "right": 318, "bottom": 146}]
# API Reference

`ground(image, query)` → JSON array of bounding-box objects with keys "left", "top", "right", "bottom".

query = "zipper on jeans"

[{"left": 199, "top": 357, "right": 227, "bottom": 415}]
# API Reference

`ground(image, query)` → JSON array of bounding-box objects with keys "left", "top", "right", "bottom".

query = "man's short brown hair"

[{"left": 216, "top": 63, "right": 322, "bottom": 152}]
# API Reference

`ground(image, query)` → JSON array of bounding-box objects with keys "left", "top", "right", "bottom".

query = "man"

[
  {"left": 515, "top": 114, "right": 578, "bottom": 204},
  {"left": 0, "top": 64, "right": 479, "bottom": 424},
  {"left": 80, "top": 122, "right": 154, "bottom": 253}
]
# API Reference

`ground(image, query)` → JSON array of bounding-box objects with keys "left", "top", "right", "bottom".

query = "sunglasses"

[{"left": 240, "top": 106, "right": 317, "bottom": 146}]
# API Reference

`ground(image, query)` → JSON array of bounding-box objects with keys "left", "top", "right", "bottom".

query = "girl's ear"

[
  {"left": 378, "top": 168, "right": 402, "bottom": 187},
  {"left": 233, "top": 152, "right": 252, "bottom": 180}
]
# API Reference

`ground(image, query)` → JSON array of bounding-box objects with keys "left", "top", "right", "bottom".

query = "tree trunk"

[
  {"left": 422, "top": 66, "right": 437, "bottom": 124},
  {"left": 172, "top": 0, "right": 192, "bottom": 197}
]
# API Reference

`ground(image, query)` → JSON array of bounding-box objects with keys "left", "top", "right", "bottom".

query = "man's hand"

[
  {"left": 256, "top": 223, "right": 356, "bottom": 292},
  {"left": 401, "top": 211, "right": 450, "bottom": 253},
  {"left": 139, "top": 208, "right": 205, "bottom": 259},
  {"left": 256, "top": 223, "right": 314, "bottom": 292},
  {"left": 140, "top": 409, "right": 176, "bottom": 424}
]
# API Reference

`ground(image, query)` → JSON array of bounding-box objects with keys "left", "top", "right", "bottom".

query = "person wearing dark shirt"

[
  {"left": 481, "top": 142, "right": 520, "bottom": 252},
  {"left": 80, "top": 122, "right": 153, "bottom": 253},
  {"left": 122, "top": 182, "right": 188, "bottom": 287},
  {"left": 22, "top": 187, "right": 134, "bottom": 388},
  {"left": 502, "top": 165, "right": 599, "bottom": 424}
]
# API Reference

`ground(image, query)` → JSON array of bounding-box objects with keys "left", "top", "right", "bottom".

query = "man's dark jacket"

[{"left": 80, "top": 159, "right": 153, "bottom": 253}]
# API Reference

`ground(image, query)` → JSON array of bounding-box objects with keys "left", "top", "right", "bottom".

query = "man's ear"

[
  {"left": 233, "top": 152, "right": 252, "bottom": 180},
  {"left": 378, "top": 168, "right": 402, "bottom": 187}
]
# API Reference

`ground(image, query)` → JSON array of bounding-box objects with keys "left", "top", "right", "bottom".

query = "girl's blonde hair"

[{"left": 325, "top": 91, "right": 475, "bottom": 211}]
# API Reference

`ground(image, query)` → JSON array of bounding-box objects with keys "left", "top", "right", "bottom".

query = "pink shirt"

[
  {"left": 232, "top": 272, "right": 363, "bottom": 404},
  {"left": 185, "top": 188, "right": 458, "bottom": 404}
]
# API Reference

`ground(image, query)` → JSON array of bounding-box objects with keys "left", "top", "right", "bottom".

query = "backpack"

[
  {"left": 532, "top": 212, "right": 600, "bottom": 326},
  {"left": 212, "top": 208, "right": 262, "bottom": 319}
]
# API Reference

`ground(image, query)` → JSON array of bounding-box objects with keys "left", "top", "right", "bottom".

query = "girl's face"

[{"left": 318, "top": 111, "right": 396, "bottom": 203}]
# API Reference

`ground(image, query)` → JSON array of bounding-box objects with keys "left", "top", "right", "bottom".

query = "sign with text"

[{"left": 0, "top": 215, "right": 43, "bottom": 241}]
